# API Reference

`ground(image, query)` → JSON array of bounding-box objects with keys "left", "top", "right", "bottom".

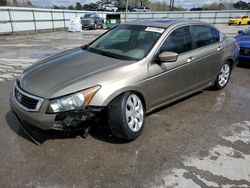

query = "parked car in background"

[
  {"left": 83, "top": 3, "right": 98, "bottom": 11},
  {"left": 235, "top": 27, "right": 250, "bottom": 64},
  {"left": 10, "top": 19, "right": 238, "bottom": 141},
  {"left": 103, "top": 4, "right": 118, "bottom": 12},
  {"left": 81, "top": 13, "right": 104, "bottom": 30},
  {"left": 132, "top": 6, "right": 150, "bottom": 12},
  {"left": 228, "top": 16, "right": 250, "bottom": 25}
]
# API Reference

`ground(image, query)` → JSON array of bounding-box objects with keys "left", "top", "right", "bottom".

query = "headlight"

[{"left": 47, "top": 85, "right": 101, "bottom": 113}]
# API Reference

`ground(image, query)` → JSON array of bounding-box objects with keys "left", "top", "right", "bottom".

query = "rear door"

[{"left": 191, "top": 25, "right": 223, "bottom": 87}]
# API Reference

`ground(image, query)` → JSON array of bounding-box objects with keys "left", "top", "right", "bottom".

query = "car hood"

[
  {"left": 19, "top": 47, "right": 130, "bottom": 98},
  {"left": 81, "top": 18, "right": 93, "bottom": 22},
  {"left": 235, "top": 35, "right": 250, "bottom": 48}
]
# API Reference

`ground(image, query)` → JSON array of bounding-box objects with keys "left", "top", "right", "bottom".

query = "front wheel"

[
  {"left": 212, "top": 62, "right": 231, "bottom": 90},
  {"left": 108, "top": 92, "right": 145, "bottom": 140}
]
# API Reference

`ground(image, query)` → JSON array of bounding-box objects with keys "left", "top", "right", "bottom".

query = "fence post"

[
  {"left": 63, "top": 11, "right": 66, "bottom": 30},
  {"left": 32, "top": 10, "right": 37, "bottom": 32},
  {"left": 198, "top": 11, "right": 202, "bottom": 21},
  {"left": 8, "top": 9, "right": 14, "bottom": 35},
  {"left": 51, "top": 11, "right": 55, "bottom": 31},
  {"left": 214, "top": 12, "right": 217, "bottom": 24}
]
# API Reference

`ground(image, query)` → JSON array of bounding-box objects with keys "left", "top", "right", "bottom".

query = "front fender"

[{"left": 89, "top": 84, "right": 147, "bottom": 107}]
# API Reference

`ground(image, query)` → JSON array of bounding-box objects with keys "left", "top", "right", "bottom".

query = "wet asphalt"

[{"left": 0, "top": 25, "right": 250, "bottom": 188}]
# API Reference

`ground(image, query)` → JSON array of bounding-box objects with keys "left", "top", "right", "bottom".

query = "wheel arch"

[
  {"left": 224, "top": 58, "right": 234, "bottom": 70},
  {"left": 212, "top": 57, "right": 234, "bottom": 86},
  {"left": 108, "top": 90, "right": 146, "bottom": 109},
  {"left": 94, "top": 87, "right": 147, "bottom": 110}
]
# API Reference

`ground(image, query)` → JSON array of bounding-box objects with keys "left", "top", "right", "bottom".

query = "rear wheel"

[
  {"left": 108, "top": 92, "right": 145, "bottom": 140},
  {"left": 212, "top": 62, "right": 231, "bottom": 90},
  {"left": 238, "top": 21, "right": 241, "bottom": 25},
  {"left": 101, "top": 22, "right": 105, "bottom": 29}
]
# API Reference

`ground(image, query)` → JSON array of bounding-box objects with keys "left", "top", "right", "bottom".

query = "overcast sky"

[{"left": 28, "top": 0, "right": 240, "bottom": 9}]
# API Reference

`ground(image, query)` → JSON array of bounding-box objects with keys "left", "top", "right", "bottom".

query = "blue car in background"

[{"left": 235, "top": 27, "right": 250, "bottom": 64}]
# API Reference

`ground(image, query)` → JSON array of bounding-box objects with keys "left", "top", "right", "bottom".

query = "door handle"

[
  {"left": 217, "top": 46, "right": 223, "bottom": 51},
  {"left": 187, "top": 57, "right": 194, "bottom": 63}
]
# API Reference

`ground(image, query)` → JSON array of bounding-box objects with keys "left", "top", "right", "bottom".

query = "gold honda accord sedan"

[{"left": 10, "top": 19, "right": 239, "bottom": 140}]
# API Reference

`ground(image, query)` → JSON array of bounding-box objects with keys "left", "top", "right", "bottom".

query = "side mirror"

[
  {"left": 81, "top": 44, "right": 89, "bottom": 50},
  {"left": 238, "top": 30, "right": 244, "bottom": 34},
  {"left": 158, "top": 51, "right": 178, "bottom": 63}
]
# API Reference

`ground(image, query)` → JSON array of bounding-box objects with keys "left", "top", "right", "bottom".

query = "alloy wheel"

[
  {"left": 218, "top": 64, "right": 230, "bottom": 87},
  {"left": 125, "top": 94, "right": 144, "bottom": 132}
]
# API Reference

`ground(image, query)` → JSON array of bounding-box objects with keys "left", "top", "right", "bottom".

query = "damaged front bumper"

[{"left": 9, "top": 92, "right": 102, "bottom": 131}]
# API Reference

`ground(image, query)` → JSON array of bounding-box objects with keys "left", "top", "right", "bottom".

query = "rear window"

[
  {"left": 212, "top": 28, "right": 220, "bottom": 42},
  {"left": 192, "top": 25, "right": 219, "bottom": 49}
]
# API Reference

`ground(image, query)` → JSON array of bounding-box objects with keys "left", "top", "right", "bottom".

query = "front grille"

[
  {"left": 81, "top": 19, "right": 90, "bottom": 25},
  {"left": 14, "top": 83, "right": 44, "bottom": 111},
  {"left": 240, "top": 47, "right": 250, "bottom": 56}
]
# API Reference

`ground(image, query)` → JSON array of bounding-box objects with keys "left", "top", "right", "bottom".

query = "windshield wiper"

[{"left": 87, "top": 47, "right": 138, "bottom": 61}]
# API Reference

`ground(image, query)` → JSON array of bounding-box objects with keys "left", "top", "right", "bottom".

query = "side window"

[
  {"left": 159, "top": 26, "right": 192, "bottom": 54},
  {"left": 192, "top": 25, "right": 216, "bottom": 48},
  {"left": 212, "top": 28, "right": 220, "bottom": 42}
]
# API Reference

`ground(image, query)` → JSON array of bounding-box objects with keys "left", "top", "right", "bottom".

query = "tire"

[
  {"left": 108, "top": 92, "right": 145, "bottom": 140},
  {"left": 101, "top": 22, "right": 105, "bottom": 29},
  {"left": 238, "top": 21, "right": 241, "bottom": 25},
  {"left": 212, "top": 62, "right": 231, "bottom": 90},
  {"left": 248, "top": 21, "right": 250, "bottom": 25}
]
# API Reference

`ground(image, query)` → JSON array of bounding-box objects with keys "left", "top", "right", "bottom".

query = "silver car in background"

[{"left": 10, "top": 19, "right": 239, "bottom": 140}]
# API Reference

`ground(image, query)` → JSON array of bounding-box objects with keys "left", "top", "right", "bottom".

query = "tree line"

[{"left": 191, "top": 0, "right": 250, "bottom": 11}]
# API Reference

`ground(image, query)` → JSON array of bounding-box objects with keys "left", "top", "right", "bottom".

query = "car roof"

[{"left": 125, "top": 19, "right": 209, "bottom": 28}]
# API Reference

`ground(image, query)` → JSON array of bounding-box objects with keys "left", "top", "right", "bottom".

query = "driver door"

[{"left": 147, "top": 26, "right": 197, "bottom": 108}]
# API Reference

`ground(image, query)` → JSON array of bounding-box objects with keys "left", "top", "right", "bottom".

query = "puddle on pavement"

[{"left": 149, "top": 121, "right": 250, "bottom": 188}]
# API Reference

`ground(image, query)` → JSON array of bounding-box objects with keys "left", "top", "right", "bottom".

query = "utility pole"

[
  {"left": 169, "top": 0, "right": 174, "bottom": 11},
  {"left": 125, "top": 0, "right": 129, "bottom": 22}
]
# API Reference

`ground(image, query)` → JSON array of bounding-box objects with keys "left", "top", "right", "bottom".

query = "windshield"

[
  {"left": 83, "top": 14, "right": 94, "bottom": 18},
  {"left": 88, "top": 24, "right": 164, "bottom": 60},
  {"left": 244, "top": 28, "right": 250, "bottom": 35}
]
